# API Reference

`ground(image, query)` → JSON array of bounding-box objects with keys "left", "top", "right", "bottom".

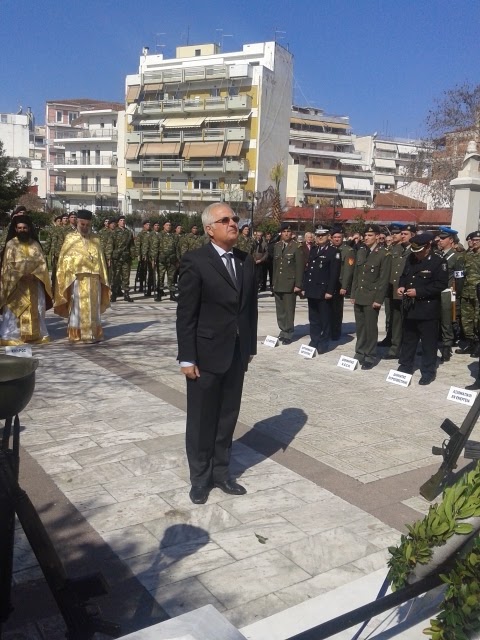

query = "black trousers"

[
  {"left": 331, "top": 293, "right": 344, "bottom": 340},
  {"left": 185, "top": 341, "right": 245, "bottom": 487},
  {"left": 399, "top": 318, "right": 439, "bottom": 375},
  {"left": 308, "top": 297, "right": 332, "bottom": 350}
]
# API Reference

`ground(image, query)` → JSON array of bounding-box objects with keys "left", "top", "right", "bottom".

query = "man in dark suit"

[
  {"left": 302, "top": 227, "right": 341, "bottom": 353},
  {"left": 176, "top": 203, "right": 258, "bottom": 504}
]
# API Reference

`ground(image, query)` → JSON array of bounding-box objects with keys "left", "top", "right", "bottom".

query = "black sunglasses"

[{"left": 211, "top": 215, "right": 240, "bottom": 225}]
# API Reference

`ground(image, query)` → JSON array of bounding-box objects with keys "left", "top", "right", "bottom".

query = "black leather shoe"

[
  {"left": 466, "top": 379, "right": 480, "bottom": 390},
  {"left": 361, "top": 361, "right": 375, "bottom": 370},
  {"left": 456, "top": 342, "right": 474, "bottom": 354},
  {"left": 383, "top": 354, "right": 398, "bottom": 360},
  {"left": 123, "top": 294, "right": 133, "bottom": 302},
  {"left": 110, "top": 295, "right": 117, "bottom": 303},
  {"left": 471, "top": 343, "right": 480, "bottom": 358},
  {"left": 214, "top": 479, "right": 247, "bottom": 495},
  {"left": 419, "top": 373, "right": 436, "bottom": 386},
  {"left": 281, "top": 338, "right": 292, "bottom": 345},
  {"left": 441, "top": 347, "right": 452, "bottom": 363},
  {"left": 378, "top": 338, "right": 392, "bottom": 347},
  {"left": 189, "top": 486, "right": 210, "bottom": 504},
  {"left": 397, "top": 365, "right": 413, "bottom": 374}
]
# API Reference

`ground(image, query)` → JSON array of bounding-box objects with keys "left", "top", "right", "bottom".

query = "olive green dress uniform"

[
  {"left": 351, "top": 244, "right": 391, "bottom": 365},
  {"left": 112, "top": 226, "right": 135, "bottom": 300},
  {"left": 458, "top": 250, "right": 480, "bottom": 347},
  {"left": 440, "top": 248, "right": 464, "bottom": 349},
  {"left": 331, "top": 243, "right": 355, "bottom": 340},
  {"left": 273, "top": 240, "right": 305, "bottom": 341},
  {"left": 384, "top": 243, "right": 410, "bottom": 357}
]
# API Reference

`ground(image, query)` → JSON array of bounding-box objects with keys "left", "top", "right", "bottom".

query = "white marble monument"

[{"left": 451, "top": 140, "right": 480, "bottom": 241}]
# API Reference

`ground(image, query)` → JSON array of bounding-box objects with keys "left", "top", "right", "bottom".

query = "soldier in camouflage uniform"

[
  {"left": 329, "top": 227, "right": 355, "bottom": 340},
  {"left": 179, "top": 224, "right": 207, "bottom": 256},
  {"left": 236, "top": 223, "right": 255, "bottom": 254},
  {"left": 98, "top": 217, "right": 111, "bottom": 258},
  {"left": 134, "top": 220, "right": 153, "bottom": 296},
  {"left": 455, "top": 230, "right": 480, "bottom": 356},
  {"left": 351, "top": 224, "right": 391, "bottom": 369},
  {"left": 437, "top": 227, "right": 464, "bottom": 361},
  {"left": 154, "top": 221, "right": 179, "bottom": 301},
  {"left": 111, "top": 215, "right": 135, "bottom": 302}
]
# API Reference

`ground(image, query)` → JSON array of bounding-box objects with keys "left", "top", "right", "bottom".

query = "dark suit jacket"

[
  {"left": 302, "top": 244, "right": 341, "bottom": 299},
  {"left": 176, "top": 242, "right": 258, "bottom": 374},
  {"left": 399, "top": 253, "right": 448, "bottom": 320}
]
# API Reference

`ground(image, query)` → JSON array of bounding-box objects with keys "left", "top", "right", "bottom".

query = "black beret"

[
  {"left": 77, "top": 209, "right": 93, "bottom": 221},
  {"left": 365, "top": 224, "right": 380, "bottom": 234},
  {"left": 410, "top": 232, "right": 435, "bottom": 252},
  {"left": 143, "top": 219, "right": 151, "bottom": 225},
  {"left": 280, "top": 222, "right": 293, "bottom": 231},
  {"left": 13, "top": 205, "right": 27, "bottom": 215},
  {"left": 467, "top": 231, "right": 480, "bottom": 240}
]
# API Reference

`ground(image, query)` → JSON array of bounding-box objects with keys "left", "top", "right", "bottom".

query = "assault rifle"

[{"left": 420, "top": 393, "right": 480, "bottom": 501}]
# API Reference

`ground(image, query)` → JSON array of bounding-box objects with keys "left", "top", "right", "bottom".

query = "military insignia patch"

[
  {"left": 348, "top": 257, "right": 354, "bottom": 266},
  {"left": 442, "top": 263, "right": 447, "bottom": 271},
  {"left": 335, "top": 253, "right": 341, "bottom": 259}
]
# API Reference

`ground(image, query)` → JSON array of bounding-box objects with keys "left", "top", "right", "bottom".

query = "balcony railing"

[
  {"left": 53, "top": 129, "right": 118, "bottom": 140},
  {"left": 139, "top": 95, "right": 252, "bottom": 115},
  {"left": 127, "top": 187, "right": 245, "bottom": 202},
  {"left": 54, "top": 184, "right": 118, "bottom": 194},
  {"left": 142, "top": 63, "right": 251, "bottom": 86},
  {"left": 127, "top": 127, "right": 246, "bottom": 145},
  {"left": 54, "top": 157, "right": 118, "bottom": 167},
  {"left": 129, "top": 158, "right": 248, "bottom": 173}
]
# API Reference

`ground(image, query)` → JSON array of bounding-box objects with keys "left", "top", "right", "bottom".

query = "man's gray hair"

[{"left": 202, "top": 202, "right": 233, "bottom": 230}]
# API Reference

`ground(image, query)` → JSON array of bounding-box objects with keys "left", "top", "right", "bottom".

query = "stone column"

[{"left": 451, "top": 141, "right": 480, "bottom": 241}]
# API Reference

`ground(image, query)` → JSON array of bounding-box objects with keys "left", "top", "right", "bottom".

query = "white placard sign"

[
  {"left": 337, "top": 355, "right": 358, "bottom": 371},
  {"left": 298, "top": 344, "right": 316, "bottom": 359},
  {"left": 386, "top": 369, "right": 412, "bottom": 387},
  {"left": 5, "top": 345, "right": 33, "bottom": 358},
  {"left": 447, "top": 386, "right": 477, "bottom": 406},
  {"left": 263, "top": 335, "right": 279, "bottom": 348}
]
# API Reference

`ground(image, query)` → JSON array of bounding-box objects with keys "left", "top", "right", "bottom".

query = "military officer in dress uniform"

[
  {"left": 437, "top": 226, "right": 464, "bottom": 361},
  {"left": 330, "top": 226, "right": 355, "bottom": 340},
  {"left": 351, "top": 224, "right": 391, "bottom": 369},
  {"left": 273, "top": 223, "right": 305, "bottom": 344},
  {"left": 302, "top": 227, "right": 341, "bottom": 353},
  {"left": 397, "top": 233, "right": 449, "bottom": 385}
]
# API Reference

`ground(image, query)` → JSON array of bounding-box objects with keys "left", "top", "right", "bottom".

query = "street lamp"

[
  {"left": 313, "top": 199, "right": 320, "bottom": 229},
  {"left": 177, "top": 200, "right": 183, "bottom": 214},
  {"left": 246, "top": 190, "right": 261, "bottom": 228},
  {"left": 330, "top": 195, "right": 343, "bottom": 225},
  {"left": 62, "top": 200, "right": 66, "bottom": 213}
]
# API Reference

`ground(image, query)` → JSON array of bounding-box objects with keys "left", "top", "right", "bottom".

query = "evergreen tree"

[{"left": 0, "top": 141, "right": 29, "bottom": 223}]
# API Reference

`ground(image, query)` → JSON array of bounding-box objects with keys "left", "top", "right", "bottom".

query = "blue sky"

[{"left": 0, "top": 0, "right": 478, "bottom": 137}]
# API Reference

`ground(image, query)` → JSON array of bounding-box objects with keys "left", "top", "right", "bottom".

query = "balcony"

[
  {"left": 139, "top": 95, "right": 252, "bottom": 115},
  {"left": 54, "top": 183, "right": 118, "bottom": 195},
  {"left": 127, "top": 187, "right": 245, "bottom": 202},
  {"left": 142, "top": 63, "right": 251, "bottom": 86},
  {"left": 126, "top": 127, "right": 247, "bottom": 145},
  {"left": 54, "top": 157, "right": 118, "bottom": 169},
  {"left": 128, "top": 158, "right": 248, "bottom": 173},
  {"left": 53, "top": 129, "right": 118, "bottom": 142}
]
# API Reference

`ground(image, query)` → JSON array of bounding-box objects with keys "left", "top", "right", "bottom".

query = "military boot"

[
  {"left": 123, "top": 293, "right": 133, "bottom": 302},
  {"left": 466, "top": 377, "right": 480, "bottom": 390},
  {"left": 455, "top": 340, "right": 474, "bottom": 354},
  {"left": 111, "top": 294, "right": 117, "bottom": 303}
]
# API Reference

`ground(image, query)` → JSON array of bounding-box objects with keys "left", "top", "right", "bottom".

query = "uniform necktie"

[{"left": 224, "top": 252, "right": 238, "bottom": 288}]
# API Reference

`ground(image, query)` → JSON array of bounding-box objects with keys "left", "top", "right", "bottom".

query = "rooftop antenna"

[
  {"left": 274, "top": 28, "right": 286, "bottom": 42},
  {"left": 155, "top": 33, "right": 166, "bottom": 53},
  {"left": 215, "top": 29, "right": 233, "bottom": 51}
]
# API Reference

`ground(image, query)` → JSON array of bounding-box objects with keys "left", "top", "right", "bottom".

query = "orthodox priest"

[
  {"left": 0, "top": 215, "right": 52, "bottom": 345},
  {"left": 54, "top": 209, "right": 110, "bottom": 343}
]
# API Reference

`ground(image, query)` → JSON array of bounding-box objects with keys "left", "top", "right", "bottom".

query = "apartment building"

[
  {"left": 355, "top": 135, "right": 424, "bottom": 194},
  {"left": 287, "top": 106, "right": 373, "bottom": 211},
  {"left": 45, "top": 99, "right": 123, "bottom": 212},
  {"left": 124, "top": 41, "right": 293, "bottom": 214},
  {"left": 0, "top": 110, "right": 46, "bottom": 198}
]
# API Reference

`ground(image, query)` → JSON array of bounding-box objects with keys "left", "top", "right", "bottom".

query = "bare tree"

[{"left": 410, "top": 82, "right": 480, "bottom": 208}]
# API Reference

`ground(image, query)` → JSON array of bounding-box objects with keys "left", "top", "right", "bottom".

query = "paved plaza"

[{"left": 4, "top": 290, "right": 477, "bottom": 638}]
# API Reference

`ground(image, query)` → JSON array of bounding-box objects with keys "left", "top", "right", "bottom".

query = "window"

[
  {"left": 26, "top": 171, "right": 32, "bottom": 183},
  {"left": 113, "top": 119, "right": 117, "bottom": 127},
  {"left": 95, "top": 175, "right": 101, "bottom": 191},
  {"left": 0, "top": 114, "right": 7, "bottom": 123},
  {"left": 195, "top": 49, "right": 201, "bottom": 56},
  {"left": 68, "top": 111, "right": 78, "bottom": 124},
  {"left": 151, "top": 178, "right": 159, "bottom": 189},
  {"left": 228, "top": 86, "right": 239, "bottom": 97},
  {"left": 95, "top": 150, "right": 101, "bottom": 164},
  {"left": 109, "top": 176, "right": 117, "bottom": 187},
  {"left": 81, "top": 176, "right": 88, "bottom": 191},
  {"left": 212, "top": 88, "right": 220, "bottom": 97},
  {"left": 81, "top": 150, "right": 90, "bottom": 164},
  {"left": 100, "top": 122, "right": 105, "bottom": 128},
  {"left": 194, "top": 179, "right": 217, "bottom": 190},
  {"left": 56, "top": 111, "right": 63, "bottom": 123}
]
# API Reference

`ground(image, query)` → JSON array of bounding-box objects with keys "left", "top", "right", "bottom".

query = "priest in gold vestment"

[
  {"left": 54, "top": 210, "right": 110, "bottom": 343},
  {"left": 0, "top": 215, "right": 52, "bottom": 345}
]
